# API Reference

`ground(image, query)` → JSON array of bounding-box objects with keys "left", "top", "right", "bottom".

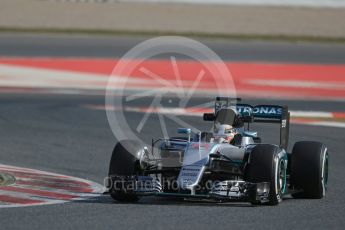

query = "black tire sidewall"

[
  {"left": 108, "top": 140, "right": 142, "bottom": 176},
  {"left": 246, "top": 144, "right": 286, "bottom": 205},
  {"left": 108, "top": 140, "right": 143, "bottom": 202},
  {"left": 291, "top": 141, "right": 327, "bottom": 198}
]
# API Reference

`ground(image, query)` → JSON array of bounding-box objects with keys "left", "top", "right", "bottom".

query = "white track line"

[
  {"left": 85, "top": 104, "right": 345, "bottom": 128},
  {"left": 246, "top": 79, "right": 345, "bottom": 90},
  {"left": 291, "top": 120, "right": 345, "bottom": 128},
  {"left": 86, "top": 104, "right": 343, "bottom": 119}
]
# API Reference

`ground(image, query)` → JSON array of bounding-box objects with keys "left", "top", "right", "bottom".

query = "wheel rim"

[
  {"left": 322, "top": 151, "right": 329, "bottom": 196},
  {"left": 277, "top": 158, "right": 287, "bottom": 195}
]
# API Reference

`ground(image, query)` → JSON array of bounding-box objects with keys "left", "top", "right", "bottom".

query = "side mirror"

[
  {"left": 177, "top": 128, "right": 192, "bottom": 142},
  {"left": 203, "top": 113, "right": 215, "bottom": 121},
  {"left": 177, "top": 128, "right": 191, "bottom": 134}
]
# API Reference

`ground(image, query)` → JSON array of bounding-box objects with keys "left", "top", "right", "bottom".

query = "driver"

[{"left": 214, "top": 124, "right": 237, "bottom": 144}]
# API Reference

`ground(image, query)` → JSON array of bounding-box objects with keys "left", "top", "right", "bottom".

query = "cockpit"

[{"left": 198, "top": 107, "right": 257, "bottom": 147}]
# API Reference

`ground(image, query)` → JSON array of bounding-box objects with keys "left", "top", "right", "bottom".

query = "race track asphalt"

[
  {"left": 0, "top": 34, "right": 345, "bottom": 230},
  {"left": 1, "top": 33, "right": 345, "bottom": 63},
  {"left": 0, "top": 93, "right": 344, "bottom": 230}
]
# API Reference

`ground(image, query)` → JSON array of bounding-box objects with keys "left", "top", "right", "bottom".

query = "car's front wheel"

[
  {"left": 108, "top": 140, "right": 144, "bottom": 202},
  {"left": 246, "top": 144, "right": 287, "bottom": 205}
]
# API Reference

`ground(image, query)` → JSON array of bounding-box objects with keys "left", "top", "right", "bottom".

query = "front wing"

[{"left": 108, "top": 175, "right": 271, "bottom": 204}]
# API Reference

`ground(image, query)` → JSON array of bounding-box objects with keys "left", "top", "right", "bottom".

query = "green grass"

[{"left": 1, "top": 27, "right": 345, "bottom": 43}]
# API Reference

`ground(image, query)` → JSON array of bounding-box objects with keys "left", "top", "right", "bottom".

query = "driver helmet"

[{"left": 216, "top": 124, "right": 237, "bottom": 143}]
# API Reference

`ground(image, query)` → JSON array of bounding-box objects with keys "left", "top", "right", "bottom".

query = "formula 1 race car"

[{"left": 106, "top": 97, "right": 329, "bottom": 205}]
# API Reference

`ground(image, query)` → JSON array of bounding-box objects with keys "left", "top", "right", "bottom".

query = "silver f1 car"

[{"left": 106, "top": 97, "right": 329, "bottom": 205}]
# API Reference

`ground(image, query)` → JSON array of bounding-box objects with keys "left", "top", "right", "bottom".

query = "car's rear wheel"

[
  {"left": 246, "top": 144, "right": 287, "bottom": 205},
  {"left": 108, "top": 140, "right": 143, "bottom": 202},
  {"left": 291, "top": 141, "right": 328, "bottom": 199}
]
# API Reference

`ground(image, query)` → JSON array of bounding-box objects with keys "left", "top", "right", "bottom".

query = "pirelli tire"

[
  {"left": 291, "top": 141, "right": 329, "bottom": 199},
  {"left": 108, "top": 140, "right": 145, "bottom": 202},
  {"left": 246, "top": 144, "right": 287, "bottom": 205}
]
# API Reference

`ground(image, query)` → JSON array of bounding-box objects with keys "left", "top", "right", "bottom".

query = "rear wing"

[{"left": 236, "top": 104, "right": 290, "bottom": 149}]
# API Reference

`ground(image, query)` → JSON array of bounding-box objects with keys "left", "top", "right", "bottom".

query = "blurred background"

[
  {"left": 1, "top": 0, "right": 345, "bottom": 39},
  {"left": 0, "top": 0, "right": 345, "bottom": 229}
]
